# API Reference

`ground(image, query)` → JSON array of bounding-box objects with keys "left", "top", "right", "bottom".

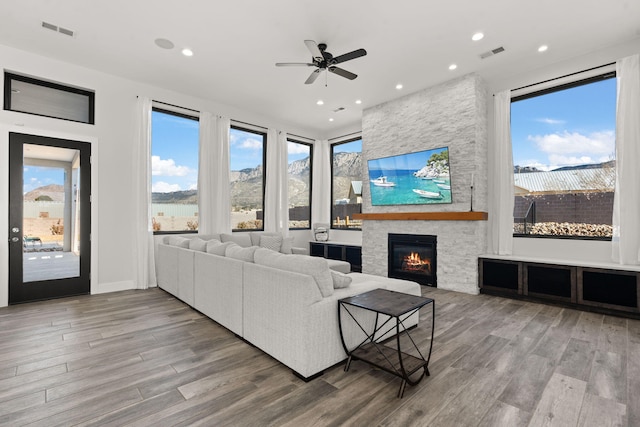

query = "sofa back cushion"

[
  {"left": 225, "top": 243, "right": 258, "bottom": 262},
  {"left": 206, "top": 240, "right": 234, "bottom": 256},
  {"left": 254, "top": 248, "right": 333, "bottom": 297},
  {"left": 167, "top": 236, "right": 190, "bottom": 248},
  {"left": 220, "top": 233, "right": 252, "bottom": 248},
  {"left": 188, "top": 238, "right": 208, "bottom": 252}
]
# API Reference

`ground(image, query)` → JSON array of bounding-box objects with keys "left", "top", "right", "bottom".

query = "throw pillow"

[
  {"left": 167, "top": 236, "right": 190, "bottom": 248},
  {"left": 225, "top": 243, "right": 258, "bottom": 262},
  {"left": 331, "top": 270, "right": 352, "bottom": 289},
  {"left": 259, "top": 235, "right": 282, "bottom": 252},
  {"left": 280, "top": 237, "right": 294, "bottom": 254},
  {"left": 188, "top": 238, "right": 208, "bottom": 252},
  {"left": 254, "top": 248, "right": 333, "bottom": 297},
  {"left": 206, "top": 240, "right": 234, "bottom": 256},
  {"left": 220, "top": 233, "right": 252, "bottom": 247}
]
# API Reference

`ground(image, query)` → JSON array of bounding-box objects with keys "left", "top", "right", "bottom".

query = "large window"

[
  {"left": 230, "top": 126, "right": 266, "bottom": 230},
  {"left": 151, "top": 108, "right": 199, "bottom": 233},
  {"left": 287, "top": 139, "right": 312, "bottom": 229},
  {"left": 331, "top": 138, "right": 362, "bottom": 230},
  {"left": 511, "top": 73, "right": 616, "bottom": 238}
]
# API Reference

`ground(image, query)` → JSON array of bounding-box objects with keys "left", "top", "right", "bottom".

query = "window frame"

[
  {"left": 4, "top": 72, "right": 95, "bottom": 124},
  {"left": 330, "top": 136, "right": 363, "bottom": 231},
  {"left": 151, "top": 106, "right": 200, "bottom": 235},
  {"left": 287, "top": 138, "right": 313, "bottom": 230},
  {"left": 230, "top": 124, "right": 267, "bottom": 232},
  {"left": 511, "top": 70, "right": 616, "bottom": 241}
]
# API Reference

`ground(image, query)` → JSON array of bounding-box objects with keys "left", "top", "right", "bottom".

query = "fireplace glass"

[{"left": 388, "top": 233, "right": 437, "bottom": 286}]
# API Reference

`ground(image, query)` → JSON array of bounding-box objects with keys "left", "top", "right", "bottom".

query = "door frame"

[{"left": 7, "top": 132, "right": 92, "bottom": 304}]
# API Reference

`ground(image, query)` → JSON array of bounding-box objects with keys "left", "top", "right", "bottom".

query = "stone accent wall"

[{"left": 361, "top": 74, "right": 488, "bottom": 294}]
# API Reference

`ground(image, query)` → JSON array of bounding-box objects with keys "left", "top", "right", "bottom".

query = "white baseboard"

[{"left": 92, "top": 280, "right": 135, "bottom": 294}]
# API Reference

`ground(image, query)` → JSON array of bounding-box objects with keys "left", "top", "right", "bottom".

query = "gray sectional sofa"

[{"left": 155, "top": 232, "right": 421, "bottom": 380}]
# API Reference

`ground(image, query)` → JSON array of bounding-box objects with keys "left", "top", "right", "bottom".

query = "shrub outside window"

[
  {"left": 230, "top": 126, "right": 266, "bottom": 231},
  {"left": 287, "top": 139, "right": 312, "bottom": 229},
  {"left": 511, "top": 73, "right": 616, "bottom": 239},
  {"left": 331, "top": 138, "right": 362, "bottom": 230},
  {"left": 151, "top": 108, "right": 199, "bottom": 233}
]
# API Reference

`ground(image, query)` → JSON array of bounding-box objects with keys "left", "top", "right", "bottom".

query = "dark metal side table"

[{"left": 338, "top": 288, "right": 435, "bottom": 398}]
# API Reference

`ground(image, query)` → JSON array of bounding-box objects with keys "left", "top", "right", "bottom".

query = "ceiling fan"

[{"left": 276, "top": 40, "right": 367, "bottom": 85}]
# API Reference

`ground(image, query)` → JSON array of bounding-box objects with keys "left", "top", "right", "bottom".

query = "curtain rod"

[
  {"left": 328, "top": 131, "right": 362, "bottom": 142},
  {"left": 508, "top": 61, "right": 616, "bottom": 94}
]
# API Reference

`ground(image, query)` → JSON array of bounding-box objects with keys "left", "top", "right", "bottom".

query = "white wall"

[
  {"left": 484, "top": 39, "right": 640, "bottom": 265},
  {"left": 0, "top": 43, "right": 317, "bottom": 307}
]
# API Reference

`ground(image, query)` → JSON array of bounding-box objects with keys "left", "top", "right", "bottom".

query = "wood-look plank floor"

[{"left": 0, "top": 286, "right": 637, "bottom": 426}]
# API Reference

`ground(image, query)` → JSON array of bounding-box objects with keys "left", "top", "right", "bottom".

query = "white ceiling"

[{"left": 1, "top": 1, "right": 639, "bottom": 136}]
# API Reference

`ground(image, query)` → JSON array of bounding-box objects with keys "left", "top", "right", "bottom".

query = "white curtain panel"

[
  {"left": 212, "top": 116, "right": 232, "bottom": 234},
  {"left": 488, "top": 90, "right": 515, "bottom": 255},
  {"left": 264, "top": 129, "right": 290, "bottom": 234},
  {"left": 311, "top": 139, "right": 331, "bottom": 225},
  {"left": 197, "top": 111, "right": 216, "bottom": 234},
  {"left": 133, "top": 96, "right": 156, "bottom": 289},
  {"left": 612, "top": 54, "right": 640, "bottom": 264}
]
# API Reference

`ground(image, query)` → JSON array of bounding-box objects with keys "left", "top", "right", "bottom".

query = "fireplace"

[{"left": 388, "top": 233, "right": 437, "bottom": 287}]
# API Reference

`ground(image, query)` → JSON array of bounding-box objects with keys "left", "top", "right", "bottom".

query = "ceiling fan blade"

[
  {"left": 304, "top": 40, "right": 323, "bottom": 61},
  {"left": 275, "top": 62, "right": 315, "bottom": 67},
  {"left": 328, "top": 66, "right": 357, "bottom": 80},
  {"left": 332, "top": 48, "right": 367, "bottom": 64},
  {"left": 305, "top": 69, "right": 321, "bottom": 84}
]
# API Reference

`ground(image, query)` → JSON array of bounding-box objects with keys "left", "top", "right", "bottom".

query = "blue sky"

[
  {"left": 511, "top": 77, "right": 616, "bottom": 171},
  {"left": 369, "top": 146, "right": 448, "bottom": 171},
  {"left": 23, "top": 166, "right": 64, "bottom": 193}
]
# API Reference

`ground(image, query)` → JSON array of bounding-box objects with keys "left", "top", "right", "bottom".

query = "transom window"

[{"left": 511, "top": 72, "right": 616, "bottom": 239}]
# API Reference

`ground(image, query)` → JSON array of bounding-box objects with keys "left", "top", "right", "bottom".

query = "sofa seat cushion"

[{"left": 254, "top": 248, "right": 334, "bottom": 297}]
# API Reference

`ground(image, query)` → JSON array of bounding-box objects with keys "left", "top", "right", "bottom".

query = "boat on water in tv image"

[
  {"left": 367, "top": 146, "right": 451, "bottom": 206},
  {"left": 370, "top": 176, "right": 396, "bottom": 187},
  {"left": 412, "top": 189, "right": 443, "bottom": 199}
]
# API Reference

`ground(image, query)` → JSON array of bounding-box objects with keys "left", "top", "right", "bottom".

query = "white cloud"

[
  {"left": 188, "top": 182, "right": 198, "bottom": 190},
  {"left": 238, "top": 138, "right": 263, "bottom": 150},
  {"left": 536, "top": 118, "right": 566, "bottom": 125},
  {"left": 529, "top": 130, "right": 614, "bottom": 157},
  {"left": 152, "top": 181, "right": 182, "bottom": 193},
  {"left": 287, "top": 141, "right": 310, "bottom": 154},
  {"left": 151, "top": 155, "right": 191, "bottom": 176},
  {"left": 548, "top": 154, "right": 595, "bottom": 167}
]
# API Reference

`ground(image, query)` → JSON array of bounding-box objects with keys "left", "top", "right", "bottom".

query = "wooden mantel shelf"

[{"left": 352, "top": 211, "right": 488, "bottom": 221}]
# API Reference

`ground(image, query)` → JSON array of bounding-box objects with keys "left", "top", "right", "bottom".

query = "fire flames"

[{"left": 402, "top": 252, "right": 431, "bottom": 273}]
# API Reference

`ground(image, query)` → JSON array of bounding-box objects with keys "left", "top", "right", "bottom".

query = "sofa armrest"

[{"left": 291, "top": 247, "right": 309, "bottom": 255}]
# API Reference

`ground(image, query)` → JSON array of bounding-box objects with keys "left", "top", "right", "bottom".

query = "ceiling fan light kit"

[{"left": 276, "top": 40, "right": 367, "bottom": 85}]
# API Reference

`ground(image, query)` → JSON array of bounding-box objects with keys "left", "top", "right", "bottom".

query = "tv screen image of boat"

[{"left": 367, "top": 146, "right": 452, "bottom": 206}]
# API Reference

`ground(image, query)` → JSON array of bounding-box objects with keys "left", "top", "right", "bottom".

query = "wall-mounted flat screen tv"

[{"left": 368, "top": 146, "right": 451, "bottom": 206}]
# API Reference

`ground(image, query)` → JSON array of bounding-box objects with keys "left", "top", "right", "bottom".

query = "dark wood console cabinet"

[
  {"left": 479, "top": 257, "right": 640, "bottom": 317},
  {"left": 310, "top": 242, "right": 362, "bottom": 273}
]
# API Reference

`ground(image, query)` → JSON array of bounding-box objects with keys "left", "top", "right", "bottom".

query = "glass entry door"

[{"left": 8, "top": 133, "right": 91, "bottom": 304}]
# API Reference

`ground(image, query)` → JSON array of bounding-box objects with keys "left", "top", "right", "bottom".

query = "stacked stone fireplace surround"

[{"left": 361, "top": 73, "right": 488, "bottom": 295}]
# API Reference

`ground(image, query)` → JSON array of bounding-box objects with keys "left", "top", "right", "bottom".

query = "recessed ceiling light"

[
  {"left": 538, "top": 45, "right": 548, "bottom": 52},
  {"left": 395, "top": 83, "right": 403, "bottom": 90},
  {"left": 329, "top": 118, "right": 334, "bottom": 122},
  {"left": 472, "top": 32, "right": 484, "bottom": 41},
  {"left": 316, "top": 100, "right": 324, "bottom": 105},
  {"left": 181, "top": 48, "right": 194, "bottom": 57},
  {"left": 154, "top": 38, "right": 174, "bottom": 49},
  {"left": 449, "top": 64, "right": 457, "bottom": 71},
  {"left": 355, "top": 99, "right": 362, "bottom": 105}
]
